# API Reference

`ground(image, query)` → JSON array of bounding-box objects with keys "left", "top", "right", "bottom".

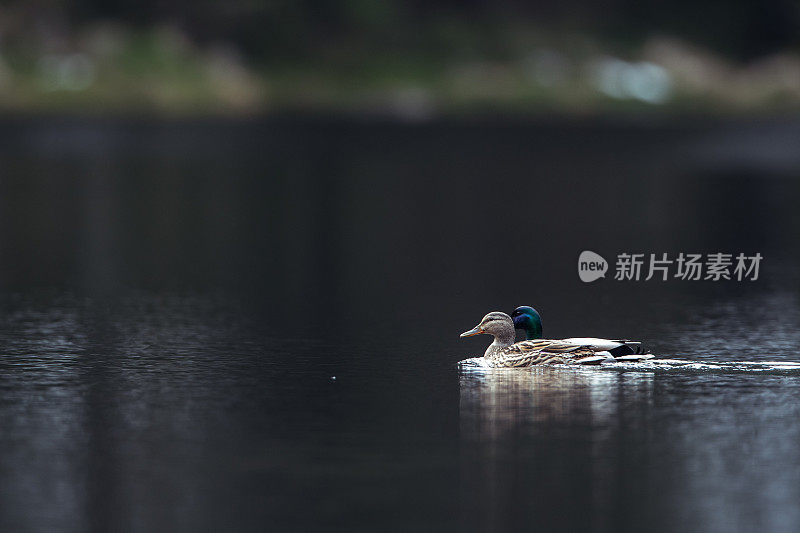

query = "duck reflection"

[
  {"left": 458, "top": 367, "right": 655, "bottom": 532},
  {"left": 460, "top": 366, "right": 654, "bottom": 435}
]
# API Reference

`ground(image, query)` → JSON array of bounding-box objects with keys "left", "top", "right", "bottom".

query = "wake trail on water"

[
  {"left": 607, "top": 359, "right": 800, "bottom": 372},
  {"left": 458, "top": 358, "right": 800, "bottom": 373}
]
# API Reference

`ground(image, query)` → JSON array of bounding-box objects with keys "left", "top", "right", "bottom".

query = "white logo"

[
  {"left": 578, "top": 251, "right": 608, "bottom": 282},
  {"left": 577, "top": 251, "right": 762, "bottom": 282}
]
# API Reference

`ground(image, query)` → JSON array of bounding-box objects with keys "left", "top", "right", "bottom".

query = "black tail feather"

[{"left": 608, "top": 343, "right": 647, "bottom": 357}]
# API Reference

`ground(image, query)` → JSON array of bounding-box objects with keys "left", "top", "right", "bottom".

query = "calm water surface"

[{"left": 0, "top": 117, "right": 799, "bottom": 532}]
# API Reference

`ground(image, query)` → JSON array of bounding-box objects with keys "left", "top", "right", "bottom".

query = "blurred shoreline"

[{"left": 1, "top": 25, "right": 799, "bottom": 117}]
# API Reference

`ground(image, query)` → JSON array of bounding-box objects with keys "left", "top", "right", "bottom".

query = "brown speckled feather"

[{"left": 490, "top": 339, "right": 602, "bottom": 368}]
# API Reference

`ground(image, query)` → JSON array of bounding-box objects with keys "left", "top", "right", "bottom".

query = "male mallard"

[
  {"left": 460, "top": 312, "right": 615, "bottom": 367},
  {"left": 511, "top": 305, "right": 649, "bottom": 359}
]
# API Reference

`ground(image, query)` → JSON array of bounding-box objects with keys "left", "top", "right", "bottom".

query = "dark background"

[{"left": 6, "top": 0, "right": 799, "bottom": 59}]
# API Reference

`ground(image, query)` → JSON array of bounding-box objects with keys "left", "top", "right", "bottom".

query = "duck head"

[
  {"left": 511, "top": 306, "right": 543, "bottom": 340},
  {"left": 460, "top": 311, "right": 516, "bottom": 346}
]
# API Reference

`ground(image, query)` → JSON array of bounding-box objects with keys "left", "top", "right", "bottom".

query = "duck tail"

[{"left": 604, "top": 341, "right": 651, "bottom": 357}]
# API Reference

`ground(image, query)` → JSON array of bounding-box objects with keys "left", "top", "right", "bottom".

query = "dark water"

[{"left": 1, "top": 116, "right": 799, "bottom": 532}]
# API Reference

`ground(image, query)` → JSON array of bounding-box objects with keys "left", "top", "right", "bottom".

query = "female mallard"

[
  {"left": 460, "top": 312, "right": 614, "bottom": 367},
  {"left": 511, "top": 305, "right": 649, "bottom": 359}
]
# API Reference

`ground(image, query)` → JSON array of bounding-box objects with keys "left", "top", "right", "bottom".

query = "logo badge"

[{"left": 578, "top": 251, "right": 608, "bottom": 282}]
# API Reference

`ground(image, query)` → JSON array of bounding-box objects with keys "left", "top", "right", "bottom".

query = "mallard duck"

[
  {"left": 511, "top": 305, "right": 649, "bottom": 359},
  {"left": 460, "top": 312, "right": 615, "bottom": 367}
]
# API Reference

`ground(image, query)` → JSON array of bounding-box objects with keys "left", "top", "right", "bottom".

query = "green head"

[{"left": 511, "top": 306, "right": 543, "bottom": 340}]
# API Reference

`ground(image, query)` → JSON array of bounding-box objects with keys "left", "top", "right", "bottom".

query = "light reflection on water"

[
  {"left": 1, "top": 118, "right": 800, "bottom": 531},
  {"left": 458, "top": 367, "right": 655, "bottom": 531},
  {"left": 458, "top": 365, "right": 800, "bottom": 532},
  {"left": 0, "top": 293, "right": 264, "bottom": 532},
  {"left": 2, "top": 292, "right": 800, "bottom": 532},
  {"left": 459, "top": 366, "right": 653, "bottom": 430}
]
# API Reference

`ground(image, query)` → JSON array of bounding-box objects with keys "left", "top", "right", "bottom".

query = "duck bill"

[{"left": 460, "top": 325, "right": 484, "bottom": 338}]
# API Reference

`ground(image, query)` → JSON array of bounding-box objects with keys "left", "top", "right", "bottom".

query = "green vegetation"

[{"left": 0, "top": 18, "right": 798, "bottom": 115}]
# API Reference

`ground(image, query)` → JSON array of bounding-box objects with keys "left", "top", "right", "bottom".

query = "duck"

[
  {"left": 460, "top": 312, "right": 618, "bottom": 367},
  {"left": 510, "top": 305, "right": 650, "bottom": 359}
]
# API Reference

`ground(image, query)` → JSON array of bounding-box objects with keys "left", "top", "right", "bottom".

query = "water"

[{"left": 0, "top": 116, "right": 799, "bottom": 532}]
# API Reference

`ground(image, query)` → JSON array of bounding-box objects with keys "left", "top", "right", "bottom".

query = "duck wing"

[
  {"left": 497, "top": 339, "right": 603, "bottom": 367},
  {"left": 560, "top": 337, "right": 650, "bottom": 358}
]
